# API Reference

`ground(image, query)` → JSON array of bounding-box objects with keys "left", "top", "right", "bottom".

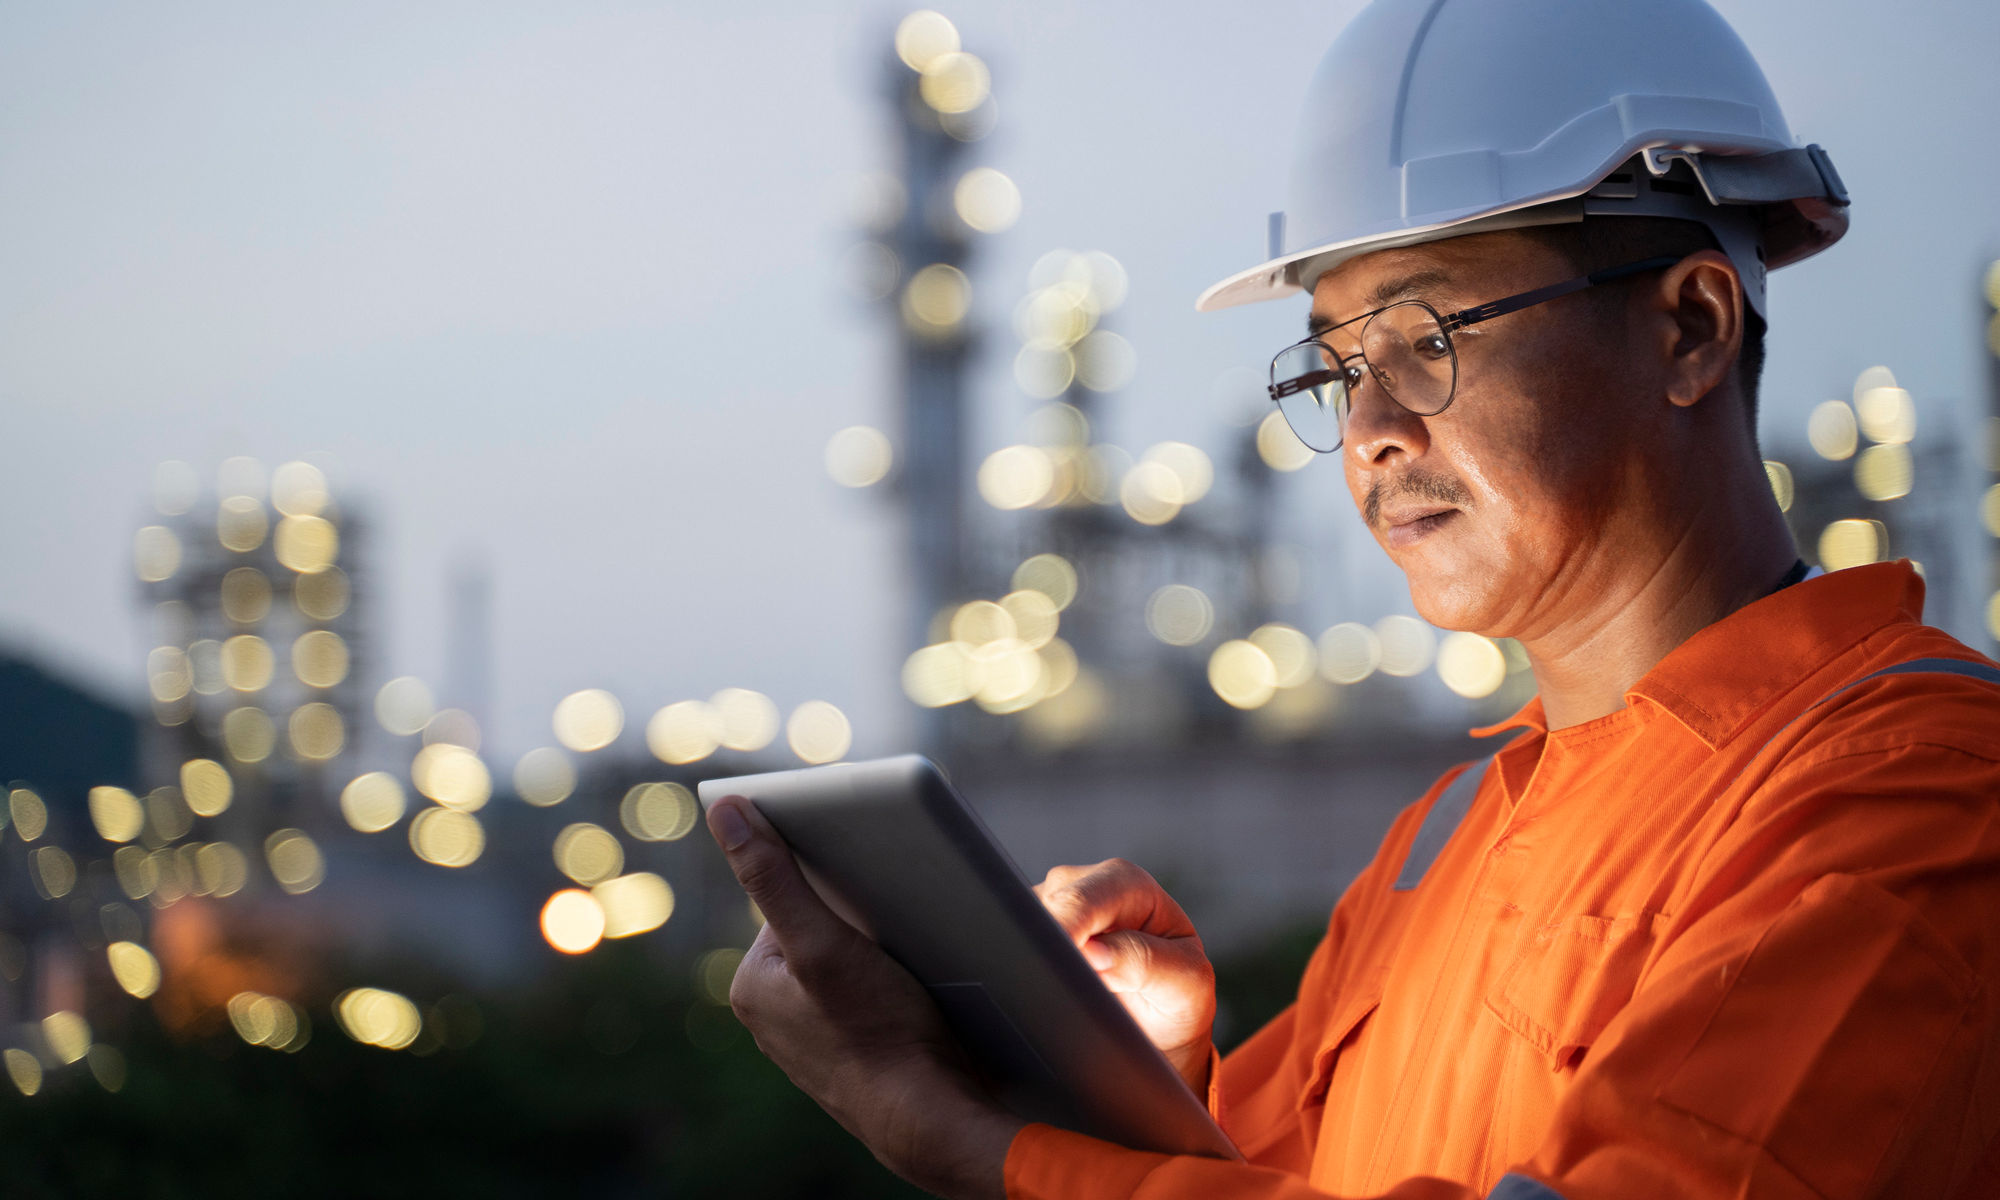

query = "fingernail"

[
  {"left": 712, "top": 803, "right": 751, "bottom": 850},
  {"left": 1082, "top": 940, "right": 1113, "bottom": 969}
]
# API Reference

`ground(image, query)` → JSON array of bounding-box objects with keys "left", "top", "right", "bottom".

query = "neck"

[{"left": 1520, "top": 452, "right": 1797, "bottom": 731}]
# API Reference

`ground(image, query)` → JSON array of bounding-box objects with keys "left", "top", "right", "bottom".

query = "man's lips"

[{"left": 1380, "top": 505, "right": 1459, "bottom": 549}]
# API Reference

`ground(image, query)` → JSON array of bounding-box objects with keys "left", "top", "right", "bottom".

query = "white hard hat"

[{"left": 1197, "top": 0, "right": 1849, "bottom": 318}]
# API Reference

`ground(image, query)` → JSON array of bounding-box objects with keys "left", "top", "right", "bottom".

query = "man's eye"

[
  {"left": 1343, "top": 365, "right": 1367, "bottom": 390},
  {"left": 1413, "top": 333, "right": 1450, "bottom": 360}
]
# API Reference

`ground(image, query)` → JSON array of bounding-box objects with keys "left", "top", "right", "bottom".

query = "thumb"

[{"left": 706, "top": 795, "right": 848, "bottom": 957}]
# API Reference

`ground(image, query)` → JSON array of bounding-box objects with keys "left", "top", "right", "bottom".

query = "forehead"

[{"left": 1305, "top": 232, "right": 1568, "bottom": 334}]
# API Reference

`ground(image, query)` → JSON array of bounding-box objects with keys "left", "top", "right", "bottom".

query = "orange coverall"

[{"left": 1004, "top": 561, "right": 2000, "bottom": 1199}]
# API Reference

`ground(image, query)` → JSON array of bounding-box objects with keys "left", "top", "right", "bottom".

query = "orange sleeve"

[{"left": 1005, "top": 740, "right": 2000, "bottom": 1200}]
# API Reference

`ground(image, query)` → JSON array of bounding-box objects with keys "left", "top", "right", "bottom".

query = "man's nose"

[{"left": 1342, "top": 377, "right": 1431, "bottom": 468}]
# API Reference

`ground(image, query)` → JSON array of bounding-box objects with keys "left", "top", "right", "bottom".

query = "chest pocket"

[
  {"left": 1296, "top": 985, "right": 1383, "bottom": 1112},
  {"left": 1484, "top": 910, "right": 1665, "bottom": 1071}
]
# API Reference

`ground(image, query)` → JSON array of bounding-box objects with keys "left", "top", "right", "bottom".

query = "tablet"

[{"left": 697, "top": 754, "right": 1238, "bottom": 1160}]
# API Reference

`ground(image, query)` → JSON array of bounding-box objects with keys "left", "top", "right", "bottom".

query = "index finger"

[{"left": 1036, "top": 858, "right": 1194, "bottom": 945}]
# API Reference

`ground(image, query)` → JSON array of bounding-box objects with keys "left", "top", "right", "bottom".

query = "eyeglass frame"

[{"left": 1267, "top": 254, "right": 1683, "bottom": 451}]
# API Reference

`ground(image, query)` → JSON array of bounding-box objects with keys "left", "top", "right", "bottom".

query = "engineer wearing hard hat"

[{"left": 705, "top": 1, "right": 2000, "bottom": 1196}]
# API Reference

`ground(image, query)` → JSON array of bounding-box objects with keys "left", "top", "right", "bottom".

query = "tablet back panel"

[{"left": 699, "top": 755, "right": 1237, "bottom": 1159}]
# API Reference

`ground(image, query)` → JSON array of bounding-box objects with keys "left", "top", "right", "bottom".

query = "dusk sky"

[{"left": 5, "top": 0, "right": 1997, "bottom": 764}]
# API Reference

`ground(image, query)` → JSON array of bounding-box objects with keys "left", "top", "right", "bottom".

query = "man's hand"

[
  {"left": 1034, "top": 859, "right": 1216, "bottom": 1094},
  {"left": 706, "top": 795, "right": 1024, "bottom": 1200}
]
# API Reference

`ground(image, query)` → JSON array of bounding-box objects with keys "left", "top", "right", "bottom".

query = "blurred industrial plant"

[{"left": 2, "top": 10, "right": 1997, "bottom": 1195}]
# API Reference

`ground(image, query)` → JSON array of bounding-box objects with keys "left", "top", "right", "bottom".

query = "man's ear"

[{"left": 1651, "top": 249, "right": 1744, "bottom": 410}]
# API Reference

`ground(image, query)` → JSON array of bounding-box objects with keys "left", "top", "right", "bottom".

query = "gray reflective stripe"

[
  {"left": 1393, "top": 757, "right": 1491, "bottom": 891},
  {"left": 1764, "top": 656, "right": 2000, "bottom": 750},
  {"left": 1486, "top": 1173, "right": 1566, "bottom": 1200}
]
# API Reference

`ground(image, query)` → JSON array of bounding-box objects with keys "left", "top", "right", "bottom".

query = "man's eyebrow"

[{"left": 1305, "top": 267, "right": 1458, "bottom": 336}]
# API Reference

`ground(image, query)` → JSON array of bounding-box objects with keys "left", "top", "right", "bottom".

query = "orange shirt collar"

[{"left": 1467, "top": 561, "right": 1925, "bottom": 750}]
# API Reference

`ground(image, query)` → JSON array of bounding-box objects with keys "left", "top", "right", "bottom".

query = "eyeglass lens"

[{"left": 1269, "top": 302, "right": 1458, "bottom": 451}]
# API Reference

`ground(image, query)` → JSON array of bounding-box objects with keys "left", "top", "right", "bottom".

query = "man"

[{"left": 705, "top": 1, "right": 2000, "bottom": 1196}]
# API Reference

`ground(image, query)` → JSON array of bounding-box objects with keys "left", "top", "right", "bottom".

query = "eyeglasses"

[{"left": 1267, "top": 255, "right": 1681, "bottom": 452}]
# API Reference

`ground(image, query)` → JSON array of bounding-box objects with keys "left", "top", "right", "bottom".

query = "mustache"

[{"left": 1364, "top": 471, "right": 1473, "bottom": 528}]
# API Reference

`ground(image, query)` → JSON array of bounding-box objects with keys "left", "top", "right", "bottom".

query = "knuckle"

[{"left": 730, "top": 845, "right": 787, "bottom": 899}]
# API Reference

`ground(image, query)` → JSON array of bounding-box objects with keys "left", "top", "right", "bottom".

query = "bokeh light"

[
  {"left": 336, "top": 987, "right": 423, "bottom": 1050},
  {"left": 222, "top": 706, "right": 276, "bottom": 763},
  {"left": 411, "top": 743, "right": 492, "bottom": 812},
  {"left": 288, "top": 702, "right": 346, "bottom": 760},
  {"left": 42, "top": 1012, "right": 89, "bottom": 1064},
  {"left": 422, "top": 708, "right": 481, "bottom": 751},
  {"left": 409, "top": 807, "right": 485, "bottom": 868},
  {"left": 292, "top": 630, "right": 350, "bottom": 688},
  {"left": 787, "top": 701, "right": 852, "bottom": 764},
  {"left": 341, "top": 772, "right": 408, "bottom": 833},
  {"left": 1145, "top": 584, "right": 1213, "bottom": 646},
  {"left": 89, "top": 786, "right": 144, "bottom": 843},
  {"left": 147, "top": 787, "right": 192, "bottom": 841},
  {"left": 1075, "top": 331, "right": 1136, "bottom": 392},
  {"left": 1807, "top": 400, "right": 1859, "bottom": 461},
  {"left": 999, "top": 590, "right": 1058, "bottom": 648},
  {"left": 553, "top": 688, "right": 624, "bottom": 752},
  {"left": 1436, "top": 632, "right": 1507, "bottom": 699},
  {"left": 1855, "top": 385, "right": 1915, "bottom": 445},
  {"left": 31, "top": 845, "right": 77, "bottom": 900},
  {"left": 979, "top": 445, "right": 1055, "bottom": 510},
  {"left": 513, "top": 747, "right": 576, "bottom": 807},
  {"left": 265, "top": 829, "right": 326, "bottom": 895},
  {"left": 918, "top": 50, "right": 989, "bottom": 114},
  {"left": 195, "top": 842, "right": 250, "bottom": 897},
  {"left": 1257, "top": 410, "right": 1315, "bottom": 472},
  {"left": 375, "top": 676, "right": 436, "bottom": 737},
  {"left": 106, "top": 941, "right": 161, "bottom": 999},
  {"left": 951, "top": 600, "right": 1014, "bottom": 646},
  {"left": 270, "top": 460, "right": 329, "bottom": 517},
  {"left": 133, "top": 525, "right": 182, "bottom": 583},
  {"left": 1208, "top": 640, "right": 1277, "bottom": 710},
  {"left": 903, "top": 263, "right": 971, "bottom": 336},
  {"left": 903, "top": 642, "right": 979, "bottom": 707},
  {"left": 1763, "top": 459, "right": 1794, "bottom": 512},
  {"left": 217, "top": 495, "right": 268, "bottom": 552},
  {"left": 1012, "top": 553, "right": 1077, "bottom": 611},
  {"left": 9, "top": 788, "right": 47, "bottom": 840},
  {"left": 220, "top": 567, "right": 272, "bottom": 624},
  {"left": 227, "top": 991, "right": 309, "bottom": 1053},
  {"left": 554, "top": 822, "right": 624, "bottom": 887},
  {"left": 1249, "top": 624, "right": 1315, "bottom": 688},
  {"left": 1818, "top": 518, "right": 1886, "bottom": 570},
  {"left": 1374, "top": 616, "right": 1437, "bottom": 677},
  {"left": 542, "top": 890, "right": 606, "bottom": 955},
  {"left": 147, "top": 646, "right": 192, "bottom": 704},
  {"left": 712, "top": 688, "right": 781, "bottom": 752},
  {"left": 825, "top": 426, "right": 894, "bottom": 488},
  {"left": 593, "top": 873, "right": 674, "bottom": 939},
  {"left": 273, "top": 514, "right": 339, "bottom": 574},
  {"left": 1854, "top": 443, "right": 1913, "bottom": 502},
  {"left": 181, "top": 758, "right": 233, "bottom": 817},
  {"left": 1120, "top": 461, "right": 1183, "bottom": 525},
  {"left": 954, "top": 166, "right": 1020, "bottom": 234},
  {"left": 221, "top": 635, "right": 274, "bottom": 692},
  {"left": 621, "top": 782, "right": 699, "bottom": 842},
  {"left": 294, "top": 566, "right": 350, "bottom": 620},
  {"left": 894, "top": 9, "right": 958, "bottom": 72},
  {"left": 4, "top": 1050, "right": 41, "bottom": 1097},
  {"left": 647, "top": 700, "right": 721, "bottom": 765}
]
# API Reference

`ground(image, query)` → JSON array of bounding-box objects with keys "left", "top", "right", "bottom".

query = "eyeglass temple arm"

[{"left": 1437, "top": 255, "right": 1683, "bottom": 333}]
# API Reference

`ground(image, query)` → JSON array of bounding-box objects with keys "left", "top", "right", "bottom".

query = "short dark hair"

[{"left": 1518, "top": 217, "right": 1767, "bottom": 438}]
